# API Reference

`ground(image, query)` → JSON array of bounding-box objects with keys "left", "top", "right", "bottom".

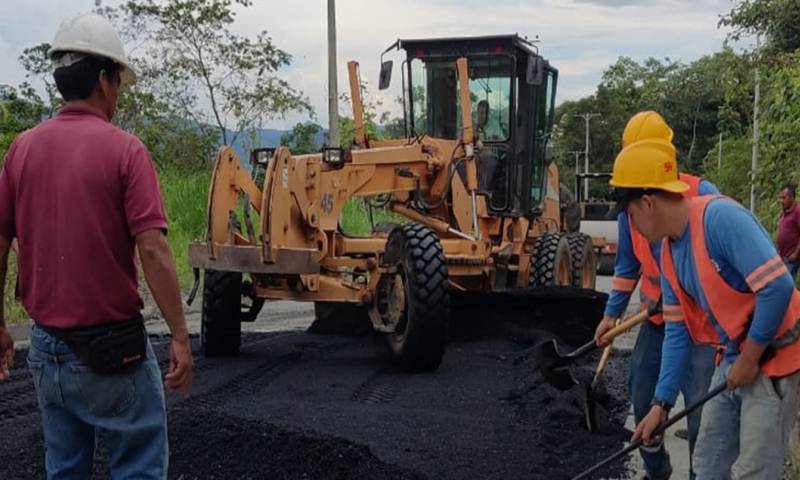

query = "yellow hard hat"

[
  {"left": 610, "top": 138, "right": 688, "bottom": 193},
  {"left": 622, "top": 111, "right": 673, "bottom": 148}
]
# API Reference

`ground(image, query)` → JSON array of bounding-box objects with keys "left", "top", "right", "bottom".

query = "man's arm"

[
  {"left": 633, "top": 279, "right": 692, "bottom": 444},
  {"left": 0, "top": 144, "right": 17, "bottom": 381},
  {"left": 790, "top": 211, "right": 800, "bottom": 261},
  {"left": 596, "top": 212, "right": 641, "bottom": 345},
  {"left": 136, "top": 230, "right": 192, "bottom": 394},
  {"left": 0, "top": 234, "right": 14, "bottom": 381},
  {"left": 709, "top": 200, "right": 794, "bottom": 388},
  {"left": 123, "top": 140, "right": 192, "bottom": 394}
]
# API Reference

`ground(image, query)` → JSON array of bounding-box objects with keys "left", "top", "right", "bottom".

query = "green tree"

[
  {"left": 119, "top": 0, "right": 313, "bottom": 145},
  {"left": 0, "top": 85, "right": 46, "bottom": 159},
  {"left": 721, "top": 0, "right": 800, "bottom": 56},
  {"left": 280, "top": 121, "right": 322, "bottom": 154},
  {"left": 18, "top": 43, "right": 62, "bottom": 117}
]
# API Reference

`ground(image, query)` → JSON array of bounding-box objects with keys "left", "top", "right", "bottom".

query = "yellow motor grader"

[{"left": 188, "top": 35, "right": 597, "bottom": 371}]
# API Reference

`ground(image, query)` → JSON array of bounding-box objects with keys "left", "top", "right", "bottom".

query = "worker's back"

[{"left": 0, "top": 103, "right": 167, "bottom": 329}]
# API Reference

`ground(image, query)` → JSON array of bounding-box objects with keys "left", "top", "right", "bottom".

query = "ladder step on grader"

[{"left": 188, "top": 35, "right": 605, "bottom": 372}]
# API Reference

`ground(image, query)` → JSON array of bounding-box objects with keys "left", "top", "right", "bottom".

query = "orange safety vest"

[
  {"left": 621, "top": 173, "right": 701, "bottom": 324},
  {"left": 662, "top": 195, "right": 800, "bottom": 378}
]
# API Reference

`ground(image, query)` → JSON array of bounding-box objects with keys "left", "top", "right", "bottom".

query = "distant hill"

[{"left": 227, "top": 128, "right": 327, "bottom": 160}]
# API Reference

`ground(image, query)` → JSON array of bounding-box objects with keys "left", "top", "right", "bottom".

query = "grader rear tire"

[
  {"left": 201, "top": 270, "right": 242, "bottom": 356},
  {"left": 530, "top": 233, "right": 572, "bottom": 287},
  {"left": 381, "top": 223, "right": 449, "bottom": 372},
  {"left": 566, "top": 232, "right": 597, "bottom": 289}
]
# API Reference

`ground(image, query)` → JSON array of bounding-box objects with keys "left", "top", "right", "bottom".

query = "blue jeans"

[
  {"left": 629, "top": 320, "right": 716, "bottom": 480},
  {"left": 692, "top": 357, "right": 800, "bottom": 479},
  {"left": 28, "top": 325, "right": 168, "bottom": 479}
]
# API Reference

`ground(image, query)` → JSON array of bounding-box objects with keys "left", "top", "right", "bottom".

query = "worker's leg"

[
  {"left": 83, "top": 339, "right": 168, "bottom": 480},
  {"left": 679, "top": 344, "right": 716, "bottom": 480},
  {"left": 629, "top": 320, "right": 672, "bottom": 480},
  {"left": 28, "top": 326, "right": 96, "bottom": 480},
  {"left": 732, "top": 370, "right": 800, "bottom": 479},
  {"left": 692, "top": 359, "right": 740, "bottom": 480}
]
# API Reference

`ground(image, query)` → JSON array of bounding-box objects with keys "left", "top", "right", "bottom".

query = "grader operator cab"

[{"left": 188, "top": 34, "right": 598, "bottom": 372}]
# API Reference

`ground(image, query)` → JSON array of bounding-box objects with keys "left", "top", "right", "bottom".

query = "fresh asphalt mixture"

[{"left": 0, "top": 289, "right": 632, "bottom": 479}]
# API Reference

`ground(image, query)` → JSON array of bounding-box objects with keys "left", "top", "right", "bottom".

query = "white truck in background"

[{"left": 563, "top": 173, "right": 617, "bottom": 275}]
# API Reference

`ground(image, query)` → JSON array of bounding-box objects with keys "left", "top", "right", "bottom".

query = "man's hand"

[
  {"left": 727, "top": 353, "right": 760, "bottom": 390},
  {"left": 632, "top": 405, "right": 667, "bottom": 445},
  {"left": 0, "top": 326, "right": 14, "bottom": 381},
  {"left": 594, "top": 315, "right": 617, "bottom": 347},
  {"left": 164, "top": 335, "right": 192, "bottom": 395}
]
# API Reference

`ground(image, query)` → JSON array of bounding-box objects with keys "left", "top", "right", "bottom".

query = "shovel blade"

[{"left": 534, "top": 339, "right": 579, "bottom": 391}]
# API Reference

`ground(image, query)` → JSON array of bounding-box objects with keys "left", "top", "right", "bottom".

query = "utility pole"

[
  {"left": 327, "top": 0, "right": 339, "bottom": 148},
  {"left": 751, "top": 36, "right": 760, "bottom": 213},
  {"left": 574, "top": 113, "right": 600, "bottom": 200},
  {"left": 569, "top": 151, "right": 583, "bottom": 198}
]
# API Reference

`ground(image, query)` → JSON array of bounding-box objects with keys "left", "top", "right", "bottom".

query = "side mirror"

[
  {"left": 527, "top": 55, "right": 545, "bottom": 86},
  {"left": 379, "top": 60, "right": 393, "bottom": 90}
]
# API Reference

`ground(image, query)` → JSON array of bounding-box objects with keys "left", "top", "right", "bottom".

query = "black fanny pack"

[{"left": 40, "top": 317, "right": 147, "bottom": 375}]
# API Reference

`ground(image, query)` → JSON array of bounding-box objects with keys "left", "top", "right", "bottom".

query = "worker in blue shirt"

[
  {"left": 613, "top": 136, "right": 800, "bottom": 478},
  {"left": 595, "top": 112, "right": 717, "bottom": 480}
]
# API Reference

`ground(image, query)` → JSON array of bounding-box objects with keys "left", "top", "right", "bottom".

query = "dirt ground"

[{"left": 0, "top": 291, "right": 633, "bottom": 479}]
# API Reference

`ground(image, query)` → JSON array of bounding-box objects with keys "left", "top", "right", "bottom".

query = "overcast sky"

[{"left": 0, "top": 0, "right": 744, "bottom": 129}]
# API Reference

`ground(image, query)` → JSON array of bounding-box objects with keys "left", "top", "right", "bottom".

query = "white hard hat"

[{"left": 49, "top": 13, "right": 136, "bottom": 84}]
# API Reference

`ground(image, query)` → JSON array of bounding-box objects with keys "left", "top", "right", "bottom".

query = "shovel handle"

[
  {"left": 591, "top": 337, "right": 616, "bottom": 386},
  {"left": 568, "top": 309, "right": 652, "bottom": 360},
  {"left": 598, "top": 309, "right": 650, "bottom": 344}
]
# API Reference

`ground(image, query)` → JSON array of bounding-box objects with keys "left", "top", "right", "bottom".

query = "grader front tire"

[
  {"left": 566, "top": 232, "right": 597, "bottom": 289},
  {"left": 201, "top": 270, "right": 242, "bottom": 357},
  {"left": 530, "top": 233, "right": 573, "bottom": 287},
  {"left": 381, "top": 223, "right": 449, "bottom": 372}
]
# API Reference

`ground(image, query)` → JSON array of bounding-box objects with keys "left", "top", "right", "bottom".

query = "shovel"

[
  {"left": 583, "top": 325, "right": 617, "bottom": 432},
  {"left": 534, "top": 309, "right": 650, "bottom": 391},
  {"left": 571, "top": 382, "right": 727, "bottom": 480}
]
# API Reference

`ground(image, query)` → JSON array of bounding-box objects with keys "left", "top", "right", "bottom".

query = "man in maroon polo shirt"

[
  {"left": 778, "top": 183, "right": 800, "bottom": 279},
  {"left": 0, "top": 13, "right": 192, "bottom": 479}
]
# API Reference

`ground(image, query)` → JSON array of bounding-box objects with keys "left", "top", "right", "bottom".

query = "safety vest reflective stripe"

[
  {"left": 746, "top": 256, "right": 786, "bottom": 292},
  {"left": 612, "top": 276, "right": 638, "bottom": 292},
  {"left": 663, "top": 304, "right": 682, "bottom": 322},
  {"left": 661, "top": 195, "right": 800, "bottom": 377}
]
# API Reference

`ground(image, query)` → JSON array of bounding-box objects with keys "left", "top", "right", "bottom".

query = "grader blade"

[{"left": 451, "top": 287, "right": 608, "bottom": 348}]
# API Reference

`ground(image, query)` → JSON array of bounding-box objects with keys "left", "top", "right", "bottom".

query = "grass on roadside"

[{"left": 159, "top": 168, "right": 211, "bottom": 286}]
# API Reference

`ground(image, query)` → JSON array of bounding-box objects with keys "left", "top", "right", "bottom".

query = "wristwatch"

[{"left": 650, "top": 397, "right": 672, "bottom": 413}]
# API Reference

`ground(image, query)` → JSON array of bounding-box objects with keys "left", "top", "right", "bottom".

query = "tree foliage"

[
  {"left": 18, "top": 43, "right": 62, "bottom": 118},
  {"left": 720, "top": 0, "right": 800, "bottom": 55},
  {"left": 0, "top": 85, "right": 46, "bottom": 160},
  {"left": 280, "top": 121, "right": 322, "bottom": 154},
  {"left": 119, "top": 0, "right": 313, "bottom": 145}
]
